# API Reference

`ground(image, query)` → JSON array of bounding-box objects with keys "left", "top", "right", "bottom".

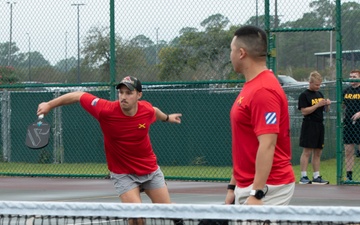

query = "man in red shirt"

[
  {"left": 37, "top": 76, "right": 182, "bottom": 206},
  {"left": 225, "top": 26, "right": 295, "bottom": 205}
]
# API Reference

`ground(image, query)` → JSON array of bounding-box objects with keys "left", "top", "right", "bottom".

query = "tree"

[
  {"left": 130, "top": 35, "right": 154, "bottom": 48},
  {"left": 0, "top": 42, "right": 23, "bottom": 67},
  {"left": 25, "top": 65, "right": 63, "bottom": 82},
  {"left": 245, "top": 15, "right": 276, "bottom": 28},
  {"left": 0, "top": 42, "right": 49, "bottom": 68},
  {"left": 130, "top": 34, "right": 162, "bottom": 66},
  {"left": 158, "top": 47, "right": 188, "bottom": 81},
  {"left": 309, "top": 0, "right": 335, "bottom": 27},
  {"left": 0, "top": 42, "right": 53, "bottom": 82},
  {"left": 22, "top": 51, "right": 50, "bottom": 67},
  {"left": 195, "top": 15, "right": 233, "bottom": 80},
  {"left": 273, "top": 0, "right": 342, "bottom": 80},
  {"left": 54, "top": 57, "right": 78, "bottom": 73},
  {"left": 341, "top": 2, "right": 360, "bottom": 51},
  {"left": 115, "top": 41, "right": 149, "bottom": 81},
  {"left": 81, "top": 26, "right": 150, "bottom": 82},
  {"left": 158, "top": 14, "right": 235, "bottom": 81},
  {"left": 0, "top": 66, "right": 19, "bottom": 84},
  {"left": 82, "top": 26, "right": 111, "bottom": 74},
  {"left": 200, "top": 13, "right": 230, "bottom": 31}
]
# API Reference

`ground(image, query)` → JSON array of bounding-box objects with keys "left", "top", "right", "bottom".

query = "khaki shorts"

[
  {"left": 234, "top": 182, "right": 295, "bottom": 205},
  {"left": 110, "top": 167, "right": 166, "bottom": 196}
]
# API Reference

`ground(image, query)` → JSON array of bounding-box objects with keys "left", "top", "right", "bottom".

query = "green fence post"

[
  {"left": 265, "top": 0, "right": 271, "bottom": 70},
  {"left": 109, "top": 0, "right": 116, "bottom": 101},
  {"left": 335, "top": 0, "right": 343, "bottom": 185}
]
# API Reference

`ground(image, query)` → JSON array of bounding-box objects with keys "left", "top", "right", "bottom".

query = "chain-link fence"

[
  {"left": 269, "top": 0, "right": 360, "bottom": 185},
  {"left": 0, "top": 0, "right": 360, "bottom": 184}
]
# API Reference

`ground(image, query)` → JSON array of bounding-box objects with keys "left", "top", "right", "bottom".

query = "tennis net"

[{"left": 1, "top": 201, "right": 359, "bottom": 225}]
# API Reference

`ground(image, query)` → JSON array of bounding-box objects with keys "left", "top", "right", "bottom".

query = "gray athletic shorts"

[{"left": 110, "top": 167, "right": 166, "bottom": 196}]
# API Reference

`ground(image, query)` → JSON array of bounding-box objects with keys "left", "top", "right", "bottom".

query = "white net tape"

[{"left": 1, "top": 201, "right": 360, "bottom": 223}]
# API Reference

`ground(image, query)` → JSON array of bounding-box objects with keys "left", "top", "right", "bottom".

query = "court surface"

[{"left": 0, "top": 177, "right": 359, "bottom": 206}]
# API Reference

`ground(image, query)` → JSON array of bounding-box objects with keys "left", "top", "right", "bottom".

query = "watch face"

[{"left": 255, "top": 190, "right": 265, "bottom": 199}]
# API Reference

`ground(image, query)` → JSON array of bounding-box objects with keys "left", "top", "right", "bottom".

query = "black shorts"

[
  {"left": 343, "top": 122, "right": 360, "bottom": 144},
  {"left": 299, "top": 120, "right": 324, "bottom": 149}
]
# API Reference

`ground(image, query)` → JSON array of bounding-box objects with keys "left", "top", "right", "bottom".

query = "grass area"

[
  {"left": 0, "top": 158, "right": 340, "bottom": 184},
  {"left": 0, "top": 163, "right": 109, "bottom": 177},
  {"left": 163, "top": 158, "right": 339, "bottom": 184},
  {"left": 292, "top": 158, "right": 338, "bottom": 184}
]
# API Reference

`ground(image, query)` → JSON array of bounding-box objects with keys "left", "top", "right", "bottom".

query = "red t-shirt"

[
  {"left": 80, "top": 93, "right": 158, "bottom": 175},
  {"left": 230, "top": 70, "right": 295, "bottom": 187}
]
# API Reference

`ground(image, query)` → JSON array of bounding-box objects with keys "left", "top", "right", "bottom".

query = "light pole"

[
  {"left": 329, "top": 0, "right": 333, "bottom": 69},
  {"left": 65, "top": 31, "right": 68, "bottom": 75},
  {"left": 71, "top": 3, "right": 85, "bottom": 83},
  {"left": 274, "top": 0, "right": 279, "bottom": 28},
  {"left": 7, "top": 1, "right": 16, "bottom": 66},
  {"left": 255, "top": 0, "right": 258, "bottom": 26},
  {"left": 155, "top": 27, "right": 159, "bottom": 65},
  {"left": 26, "top": 32, "right": 31, "bottom": 81}
]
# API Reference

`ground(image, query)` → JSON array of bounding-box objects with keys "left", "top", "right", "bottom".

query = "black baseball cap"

[{"left": 116, "top": 76, "right": 142, "bottom": 92}]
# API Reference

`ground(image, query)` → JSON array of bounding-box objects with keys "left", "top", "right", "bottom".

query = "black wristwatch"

[{"left": 249, "top": 189, "right": 265, "bottom": 200}]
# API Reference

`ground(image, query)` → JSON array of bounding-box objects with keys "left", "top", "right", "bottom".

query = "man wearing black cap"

[{"left": 36, "top": 76, "right": 182, "bottom": 206}]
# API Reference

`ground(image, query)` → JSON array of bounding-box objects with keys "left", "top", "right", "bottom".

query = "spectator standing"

[
  {"left": 343, "top": 70, "right": 360, "bottom": 183},
  {"left": 298, "top": 71, "right": 331, "bottom": 185}
]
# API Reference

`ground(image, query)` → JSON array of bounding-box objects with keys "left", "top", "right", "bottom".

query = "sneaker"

[
  {"left": 173, "top": 219, "right": 185, "bottom": 225},
  {"left": 299, "top": 176, "right": 312, "bottom": 184},
  {"left": 344, "top": 177, "right": 354, "bottom": 184},
  {"left": 356, "top": 149, "right": 360, "bottom": 158},
  {"left": 312, "top": 176, "right": 329, "bottom": 185}
]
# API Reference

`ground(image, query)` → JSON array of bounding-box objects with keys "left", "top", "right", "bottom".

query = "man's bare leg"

[
  {"left": 120, "top": 187, "right": 145, "bottom": 225},
  {"left": 145, "top": 186, "right": 184, "bottom": 225}
]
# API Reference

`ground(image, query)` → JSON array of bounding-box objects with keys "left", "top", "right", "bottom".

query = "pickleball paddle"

[{"left": 25, "top": 114, "right": 50, "bottom": 149}]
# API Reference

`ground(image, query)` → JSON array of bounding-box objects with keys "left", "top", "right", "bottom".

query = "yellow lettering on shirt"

[
  {"left": 138, "top": 123, "right": 146, "bottom": 129},
  {"left": 344, "top": 93, "right": 360, "bottom": 99},
  {"left": 312, "top": 98, "right": 324, "bottom": 106}
]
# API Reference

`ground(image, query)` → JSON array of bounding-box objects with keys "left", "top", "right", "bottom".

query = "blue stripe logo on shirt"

[
  {"left": 91, "top": 98, "right": 99, "bottom": 106},
  {"left": 265, "top": 112, "right": 277, "bottom": 124}
]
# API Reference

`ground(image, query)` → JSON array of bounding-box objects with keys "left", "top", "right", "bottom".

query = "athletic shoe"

[
  {"left": 344, "top": 177, "right": 354, "bottom": 184},
  {"left": 312, "top": 176, "right": 329, "bottom": 185},
  {"left": 356, "top": 149, "right": 360, "bottom": 158},
  {"left": 173, "top": 219, "right": 185, "bottom": 225},
  {"left": 299, "top": 176, "right": 312, "bottom": 184}
]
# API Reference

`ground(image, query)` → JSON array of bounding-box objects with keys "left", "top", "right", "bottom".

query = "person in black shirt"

[
  {"left": 343, "top": 70, "right": 360, "bottom": 183},
  {"left": 298, "top": 71, "right": 331, "bottom": 185}
]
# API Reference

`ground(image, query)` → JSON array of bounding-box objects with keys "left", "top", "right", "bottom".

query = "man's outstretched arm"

[{"left": 37, "top": 91, "right": 86, "bottom": 116}]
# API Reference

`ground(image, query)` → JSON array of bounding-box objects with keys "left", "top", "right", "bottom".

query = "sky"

[{"left": 0, "top": 0, "right": 317, "bottom": 65}]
